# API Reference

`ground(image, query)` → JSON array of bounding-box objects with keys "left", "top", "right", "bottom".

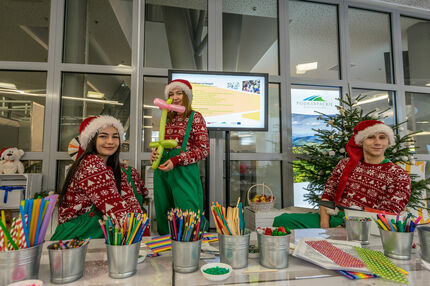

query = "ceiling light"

[
  {"left": 426, "top": 83, "right": 430, "bottom": 86},
  {"left": 0, "top": 82, "right": 17, "bottom": 90},
  {"left": 296, "top": 62, "right": 318, "bottom": 74},
  {"left": 87, "top": 91, "right": 104, "bottom": 99},
  {"left": 354, "top": 94, "right": 389, "bottom": 106}
]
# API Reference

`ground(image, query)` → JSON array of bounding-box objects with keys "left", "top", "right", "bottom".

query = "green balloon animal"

[{"left": 149, "top": 98, "right": 186, "bottom": 169}]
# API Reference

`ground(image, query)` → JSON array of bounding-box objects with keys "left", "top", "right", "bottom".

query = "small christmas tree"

[{"left": 293, "top": 92, "right": 430, "bottom": 211}]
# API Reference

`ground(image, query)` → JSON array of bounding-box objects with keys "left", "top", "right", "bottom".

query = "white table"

[{"left": 36, "top": 228, "right": 430, "bottom": 285}]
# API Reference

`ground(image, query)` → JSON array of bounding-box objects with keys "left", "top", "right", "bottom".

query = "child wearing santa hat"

[
  {"left": 274, "top": 120, "right": 411, "bottom": 229},
  {"left": 150, "top": 79, "right": 209, "bottom": 235},
  {"left": 51, "top": 115, "right": 146, "bottom": 240}
]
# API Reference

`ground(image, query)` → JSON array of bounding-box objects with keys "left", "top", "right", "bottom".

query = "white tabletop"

[{"left": 35, "top": 228, "right": 430, "bottom": 286}]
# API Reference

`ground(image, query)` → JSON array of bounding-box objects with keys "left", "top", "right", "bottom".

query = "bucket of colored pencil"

[
  {"left": 379, "top": 228, "right": 414, "bottom": 260},
  {"left": 219, "top": 231, "right": 250, "bottom": 269},
  {"left": 106, "top": 241, "right": 140, "bottom": 278},
  {"left": 47, "top": 238, "right": 90, "bottom": 284},
  {"left": 0, "top": 243, "right": 43, "bottom": 285},
  {"left": 172, "top": 239, "right": 202, "bottom": 273},
  {"left": 345, "top": 217, "right": 371, "bottom": 245}
]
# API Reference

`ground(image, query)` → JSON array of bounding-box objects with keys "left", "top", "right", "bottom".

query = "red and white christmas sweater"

[
  {"left": 165, "top": 111, "right": 209, "bottom": 166},
  {"left": 58, "top": 155, "right": 143, "bottom": 224},
  {"left": 321, "top": 158, "right": 411, "bottom": 213}
]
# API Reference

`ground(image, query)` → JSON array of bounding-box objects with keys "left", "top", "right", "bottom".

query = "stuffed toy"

[{"left": 0, "top": 147, "right": 25, "bottom": 174}]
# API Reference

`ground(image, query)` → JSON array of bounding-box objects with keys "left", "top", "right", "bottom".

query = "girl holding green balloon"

[{"left": 151, "top": 79, "right": 209, "bottom": 235}]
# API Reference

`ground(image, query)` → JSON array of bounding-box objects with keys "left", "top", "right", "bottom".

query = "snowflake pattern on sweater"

[
  {"left": 321, "top": 158, "right": 411, "bottom": 213},
  {"left": 165, "top": 111, "right": 209, "bottom": 166},
  {"left": 59, "top": 155, "right": 143, "bottom": 224}
]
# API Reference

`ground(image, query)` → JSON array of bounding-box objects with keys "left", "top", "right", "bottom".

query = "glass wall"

[
  {"left": 144, "top": 0, "right": 208, "bottom": 70},
  {"left": 58, "top": 73, "right": 131, "bottom": 152},
  {"left": 401, "top": 16, "right": 430, "bottom": 86},
  {"left": 222, "top": 0, "right": 278, "bottom": 75},
  {"left": 230, "top": 84, "right": 280, "bottom": 153},
  {"left": 406, "top": 92, "right": 430, "bottom": 154},
  {"left": 230, "top": 160, "right": 282, "bottom": 209},
  {"left": 142, "top": 77, "right": 168, "bottom": 152},
  {"left": 349, "top": 8, "right": 393, "bottom": 83},
  {"left": 63, "top": 0, "right": 133, "bottom": 66},
  {"left": 289, "top": 0, "right": 339, "bottom": 80},
  {"left": 351, "top": 89, "right": 396, "bottom": 126},
  {"left": 0, "top": 0, "right": 50, "bottom": 62},
  {"left": 0, "top": 71, "right": 47, "bottom": 151}
]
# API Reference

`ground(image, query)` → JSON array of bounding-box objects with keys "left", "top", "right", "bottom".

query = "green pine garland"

[{"left": 293, "top": 92, "right": 430, "bottom": 211}]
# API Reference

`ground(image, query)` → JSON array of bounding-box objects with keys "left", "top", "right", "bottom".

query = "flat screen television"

[{"left": 169, "top": 70, "right": 268, "bottom": 131}]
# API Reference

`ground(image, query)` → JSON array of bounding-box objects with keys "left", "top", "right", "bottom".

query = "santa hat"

[
  {"left": 334, "top": 120, "right": 394, "bottom": 202},
  {"left": 76, "top": 115, "right": 124, "bottom": 160},
  {"left": 0, "top": 147, "right": 10, "bottom": 160},
  {"left": 164, "top": 79, "right": 193, "bottom": 103}
]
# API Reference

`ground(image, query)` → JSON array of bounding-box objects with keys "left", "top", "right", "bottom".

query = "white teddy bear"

[{"left": 0, "top": 147, "right": 25, "bottom": 174}]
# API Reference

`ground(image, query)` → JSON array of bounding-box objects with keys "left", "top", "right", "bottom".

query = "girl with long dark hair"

[{"left": 51, "top": 116, "right": 145, "bottom": 240}]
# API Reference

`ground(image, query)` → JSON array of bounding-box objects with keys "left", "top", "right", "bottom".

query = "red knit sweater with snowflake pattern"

[
  {"left": 58, "top": 155, "right": 143, "bottom": 224},
  {"left": 321, "top": 158, "right": 411, "bottom": 213},
  {"left": 165, "top": 111, "right": 209, "bottom": 166}
]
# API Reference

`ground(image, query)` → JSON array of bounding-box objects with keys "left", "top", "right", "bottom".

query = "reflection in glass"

[
  {"left": 0, "top": 71, "right": 47, "bottom": 151},
  {"left": 22, "top": 161, "right": 43, "bottom": 173},
  {"left": 352, "top": 89, "right": 396, "bottom": 126},
  {"left": 289, "top": 0, "right": 339, "bottom": 79},
  {"left": 349, "top": 8, "right": 393, "bottom": 83},
  {"left": 59, "top": 73, "right": 131, "bottom": 151},
  {"left": 0, "top": 0, "right": 50, "bottom": 62},
  {"left": 222, "top": 0, "right": 278, "bottom": 75},
  {"left": 406, "top": 92, "right": 430, "bottom": 154},
  {"left": 230, "top": 161, "right": 281, "bottom": 209},
  {"left": 293, "top": 160, "right": 313, "bottom": 208},
  {"left": 401, "top": 16, "right": 430, "bottom": 86},
  {"left": 144, "top": 0, "right": 208, "bottom": 70},
  {"left": 231, "top": 84, "right": 280, "bottom": 153},
  {"left": 291, "top": 86, "right": 340, "bottom": 152},
  {"left": 56, "top": 160, "right": 73, "bottom": 191},
  {"left": 142, "top": 77, "right": 168, "bottom": 152},
  {"left": 63, "top": 0, "right": 132, "bottom": 66}
]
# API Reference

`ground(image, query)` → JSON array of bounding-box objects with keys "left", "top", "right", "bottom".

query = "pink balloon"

[{"left": 153, "top": 98, "right": 185, "bottom": 113}]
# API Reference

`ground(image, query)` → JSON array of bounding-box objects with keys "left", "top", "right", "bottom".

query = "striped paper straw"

[
  {"left": 16, "top": 217, "right": 27, "bottom": 249},
  {"left": 0, "top": 228, "right": 4, "bottom": 251},
  {"left": 9, "top": 218, "right": 17, "bottom": 251}
]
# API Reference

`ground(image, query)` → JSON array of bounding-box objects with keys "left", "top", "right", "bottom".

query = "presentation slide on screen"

[{"left": 171, "top": 73, "right": 266, "bottom": 129}]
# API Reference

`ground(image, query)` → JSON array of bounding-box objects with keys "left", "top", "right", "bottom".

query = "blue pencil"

[
  {"left": 19, "top": 205, "right": 30, "bottom": 247},
  {"left": 177, "top": 217, "right": 183, "bottom": 241}
]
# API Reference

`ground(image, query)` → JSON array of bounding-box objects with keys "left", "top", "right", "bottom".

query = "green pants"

[
  {"left": 154, "top": 150, "right": 203, "bottom": 235},
  {"left": 273, "top": 211, "right": 345, "bottom": 229}
]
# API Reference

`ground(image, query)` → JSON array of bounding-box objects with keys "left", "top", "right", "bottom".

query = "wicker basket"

[{"left": 247, "top": 183, "right": 275, "bottom": 212}]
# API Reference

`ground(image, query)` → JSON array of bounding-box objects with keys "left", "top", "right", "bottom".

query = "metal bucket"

[
  {"left": 345, "top": 218, "right": 371, "bottom": 245},
  {"left": 106, "top": 242, "right": 140, "bottom": 279},
  {"left": 172, "top": 239, "right": 202, "bottom": 273},
  {"left": 48, "top": 242, "right": 88, "bottom": 284},
  {"left": 379, "top": 228, "right": 414, "bottom": 260},
  {"left": 257, "top": 232, "right": 290, "bottom": 269},
  {"left": 418, "top": 226, "right": 430, "bottom": 263},
  {"left": 0, "top": 243, "right": 43, "bottom": 285},
  {"left": 219, "top": 232, "right": 250, "bottom": 269}
]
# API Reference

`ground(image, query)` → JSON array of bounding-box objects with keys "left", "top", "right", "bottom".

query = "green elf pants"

[
  {"left": 273, "top": 211, "right": 345, "bottom": 229},
  {"left": 153, "top": 111, "right": 204, "bottom": 235}
]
